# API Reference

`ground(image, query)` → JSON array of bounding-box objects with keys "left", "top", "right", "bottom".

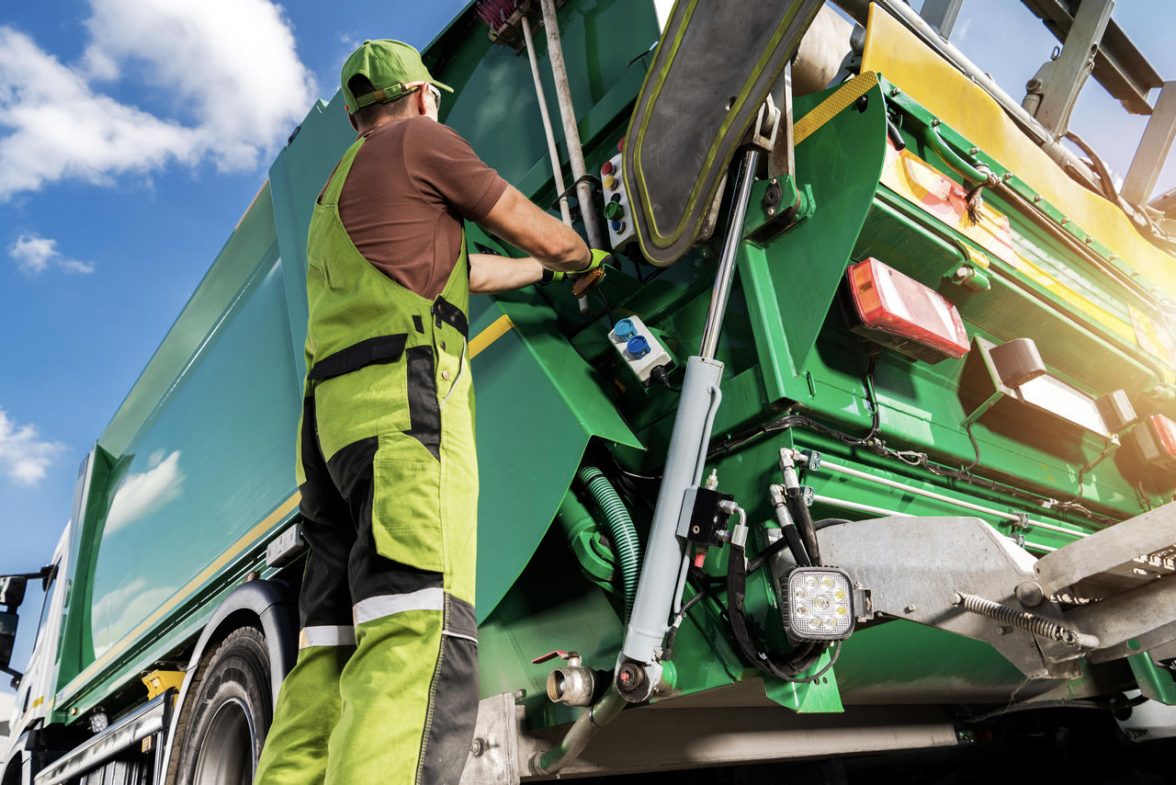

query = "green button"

[{"left": 604, "top": 201, "right": 624, "bottom": 220}]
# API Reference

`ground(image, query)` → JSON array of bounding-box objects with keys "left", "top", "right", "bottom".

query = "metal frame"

[
  {"left": 1029, "top": 0, "right": 1114, "bottom": 136},
  {"left": 1123, "top": 81, "right": 1176, "bottom": 204},
  {"left": 919, "top": 0, "right": 965, "bottom": 39}
]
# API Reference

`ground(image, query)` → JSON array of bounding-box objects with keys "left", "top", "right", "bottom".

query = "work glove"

[{"left": 542, "top": 248, "right": 610, "bottom": 295}]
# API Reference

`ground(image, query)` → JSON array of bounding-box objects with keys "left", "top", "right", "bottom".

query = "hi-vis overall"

[{"left": 255, "top": 133, "right": 479, "bottom": 785}]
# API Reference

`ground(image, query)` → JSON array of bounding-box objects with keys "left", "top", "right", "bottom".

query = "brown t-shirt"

[{"left": 338, "top": 116, "right": 508, "bottom": 300}]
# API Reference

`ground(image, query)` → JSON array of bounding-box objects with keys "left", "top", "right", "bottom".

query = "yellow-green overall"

[{"left": 255, "top": 133, "right": 479, "bottom": 785}]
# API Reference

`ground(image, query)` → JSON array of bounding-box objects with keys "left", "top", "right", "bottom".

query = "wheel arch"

[{"left": 159, "top": 579, "right": 297, "bottom": 784}]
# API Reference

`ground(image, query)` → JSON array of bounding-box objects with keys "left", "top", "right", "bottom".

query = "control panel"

[
  {"left": 601, "top": 144, "right": 637, "bottom": 250},
  {"left": 608, "top": 315, "right": 671, "bottom": 386}
]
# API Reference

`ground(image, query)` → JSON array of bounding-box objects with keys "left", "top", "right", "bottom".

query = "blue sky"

[
  {"left": 0, "top": 0, "right": 466, "bottom": 676},
  {"left": 0, "top": 0, "right": 1174, "bottom": 677}
]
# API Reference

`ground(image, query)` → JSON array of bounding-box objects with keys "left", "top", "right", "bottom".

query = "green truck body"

[{"left": 4, "top": 0, "right": 1176, "bottom": 782}]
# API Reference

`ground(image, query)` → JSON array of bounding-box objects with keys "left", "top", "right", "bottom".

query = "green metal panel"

[
  {"left": 471, "top": 295, "right": 642, "bottom": 621},
  {"left": 738, "top": 77, "right": 889, "bottom": 401}
]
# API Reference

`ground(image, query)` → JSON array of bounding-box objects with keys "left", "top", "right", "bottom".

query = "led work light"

[{"left": 785, "top": 566, "right": 855, "bottom": 641}]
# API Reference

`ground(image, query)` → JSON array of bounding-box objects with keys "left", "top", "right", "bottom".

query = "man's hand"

[{"left": 545, "top": 249, "right": 611, "bottom": 296}]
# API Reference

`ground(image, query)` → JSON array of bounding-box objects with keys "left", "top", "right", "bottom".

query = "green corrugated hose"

[{"left": 577, "top": 466, "right": 642, "bottom": 622}]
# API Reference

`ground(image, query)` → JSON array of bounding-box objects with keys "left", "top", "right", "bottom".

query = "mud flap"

[{"left": 622, "top": 0, "right": 823, "bottom": 266}]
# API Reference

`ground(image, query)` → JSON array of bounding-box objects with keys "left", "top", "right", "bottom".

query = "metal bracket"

[
  {"left": 747, "top": 93, "right": 782, "bottom": 154},
  {"left": 460, "top": 693, "right": 522, "bottom": 785}
]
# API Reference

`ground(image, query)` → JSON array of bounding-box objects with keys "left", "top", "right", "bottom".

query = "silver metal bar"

[
  {"left": 538, "top": 0, "right": 606, "bottom": 250},
  {"left": 1031, "top": 0, "right": 1114, "bottom": 135},
  {"left": 699, "top": 149, "right": 761, "bottom": 360},
  {"left": 919, "top": 0, "right": 965, "bottom": 39},
  {"left": 817, "top": 459, "right": 1086, "bottom": 538},
  {"left": 35, "top": 696, "right": 167, "bottom": 785},
  {"left": 521, "top": 14, "right": 572, "bottom": 225},
  {"left": 811, "top": 494, "right": 1055, "bottom": 554},
  {"left": 1123, "top": 81, "right": 1176, "bottom": 205}
]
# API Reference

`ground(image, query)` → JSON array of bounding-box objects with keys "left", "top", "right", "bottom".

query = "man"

[{"left": 255, "top": 39, "right": 606, "bottom": 785}]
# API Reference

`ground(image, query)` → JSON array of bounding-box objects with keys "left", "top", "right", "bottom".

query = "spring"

[{"left": 952, "top": 591, "right": 1098, "bottom": 649}]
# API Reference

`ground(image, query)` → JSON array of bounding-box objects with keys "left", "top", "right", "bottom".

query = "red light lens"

[
  {"left": 1126, "top": 414, "right": 1176, "bottom": 474},
  {"left": 847, "top": 258, "right": 970, "bottom": 363},
  {"left": 601, "top": 160, "right": 615, "bottom": 176},
  {"left": 1149, "top": 414, "right": 1176, "bottom": 461}
]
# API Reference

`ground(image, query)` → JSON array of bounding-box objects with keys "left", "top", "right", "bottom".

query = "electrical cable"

[{"left": 726, "top": 538, "right": 837, "bottom": 682}]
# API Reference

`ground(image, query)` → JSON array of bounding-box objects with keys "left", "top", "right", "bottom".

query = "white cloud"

[
  {"left": 10, "top": 233, "right": 94, "bottom": 275},
  {"left": 0, "top": 0, "right": 316, "bottom": 200},
  {"left": 91, "top": 577, "right": 174, "bottom": 656},
  {"left": 0, "top": 408, "right": 63, "bottom": 485},
  {"left": 104, "top": 449, "right": 184, "bottom": 533}
]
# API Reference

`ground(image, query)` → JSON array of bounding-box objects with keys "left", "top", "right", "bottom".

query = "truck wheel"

[{"left": 173, "top": 626, "right": 272, "bottom": 785}]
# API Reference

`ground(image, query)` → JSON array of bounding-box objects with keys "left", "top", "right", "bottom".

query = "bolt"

[
  {"left": 889, "top": 87, "right": 900, "bottom": 97},
  {"left": 513, "top": 689, "right": 526, "bottom": 702},
  {"left": 904, "top": 604, "right": 918, "bottom": 614},
  {"left": 1060, "top": 218, "right": 1068, "bottom": 225},
  {"left": 691, "top": 525, "right": 700, "bottom": 534},
  {"left": 1015, "top": 581, "right": 1045, "bottom": 607},
  {"left": 931, "top": 118, "right": 941, "bottom": 127},
  {"left": 471, "top": 738, "right": 487, "bottom": 757},
  {"left": 1032, "top": 194, "right": 1042, "bottom": 203},
  {"left": 766, "top": 207, "right": 776, "bottom": 216},
  {"left": 770, "top": 178, "right": 778, "bottom": 186},
  {"left": 969, "top": 146, "right": 979, "bottom": 155}
]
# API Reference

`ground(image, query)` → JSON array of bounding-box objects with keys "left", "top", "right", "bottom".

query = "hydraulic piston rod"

[{"left": 617, "top": 148, "right": 761, "bottom": 698}]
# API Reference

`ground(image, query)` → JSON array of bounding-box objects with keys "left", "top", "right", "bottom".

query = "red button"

[
  {"left": 601, "top": 160, "right": 615, "bottom": 176},
  {"left": 617, "top": 137, "right": 625, "bottom": 152}
]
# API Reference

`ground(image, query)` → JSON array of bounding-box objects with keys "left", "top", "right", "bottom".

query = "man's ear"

[{"left": 416, "top": 88, "right": 430, "bottom": 117}]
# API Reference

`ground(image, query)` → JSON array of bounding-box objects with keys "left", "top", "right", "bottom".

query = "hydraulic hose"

[
  {"left": 726, "top": 538, "right": 836, "bottom": 682},
  {"left": 578, "top": 466, "right": 642, "bottom": 622},
  {"left": 529, "top": 685, "right": 627, "bottom": 776}
]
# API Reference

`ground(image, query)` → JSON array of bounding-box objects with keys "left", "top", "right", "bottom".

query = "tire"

[{"left": 172, "top": 626, "right": 272, "bottom": 785}]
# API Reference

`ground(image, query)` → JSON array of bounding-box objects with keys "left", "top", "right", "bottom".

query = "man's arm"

[
  {"left": 476, "top": 185, "right": 589, "bottom": 273},
  {"left": 468, "top": 253, "right": 545, "bottom": 294}
]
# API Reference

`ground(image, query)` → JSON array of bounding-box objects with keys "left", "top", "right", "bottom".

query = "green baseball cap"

[{"left": 340, "top": 39, "right": 453, "bottom": 115}]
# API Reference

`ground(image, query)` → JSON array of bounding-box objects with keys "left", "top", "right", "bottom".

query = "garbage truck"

[{"left": 3, "top": 0, "right": 1176, "bottom": 782}]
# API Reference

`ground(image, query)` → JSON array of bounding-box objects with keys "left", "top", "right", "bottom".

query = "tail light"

[
  {"left": 847, "top": 258, "right": 969, "bottom": 363},
  {"left": 1126, "top": 414, "right": 1176, "bottom": 472}
]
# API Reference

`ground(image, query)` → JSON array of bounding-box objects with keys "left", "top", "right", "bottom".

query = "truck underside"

[{"left": 4, "top": 0, "right": 1176, "bottom": 783}]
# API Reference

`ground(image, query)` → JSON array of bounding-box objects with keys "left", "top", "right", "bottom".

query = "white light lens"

[{"left": 786, "top": 567, "right": 855, "bottom": 640}]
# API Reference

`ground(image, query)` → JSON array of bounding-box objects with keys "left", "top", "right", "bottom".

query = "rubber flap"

[{"left": 622, "top": 0, "right": 823, "bottom": 266}]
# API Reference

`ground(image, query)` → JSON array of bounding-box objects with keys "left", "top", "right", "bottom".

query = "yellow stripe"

[
  {"left": 61, "top": 493, "right": 301, "bottom": 700},
  {"left": 861, "top": 7, "right": 1176, "bottom": 298},
  {"left": 62, "top": 315, "right": 517, "bottom": 704},
  {"left": 469, "top": 314, "right": 514, "bottom": 358},
  {"left": 794, "top": 71, "right": 879, "bottom": 146}
]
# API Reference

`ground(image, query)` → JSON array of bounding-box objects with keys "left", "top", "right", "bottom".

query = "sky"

[{"left": 0, "top": 0, "right": 1174, "bottom": 680}]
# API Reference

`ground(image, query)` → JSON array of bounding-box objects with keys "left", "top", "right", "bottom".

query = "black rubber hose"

[
  {"left": 786, "top": 486, "right": 821, "bottom": 566},
  {"left": 726, "top": 541, "right": 832, "bottom": 682}
]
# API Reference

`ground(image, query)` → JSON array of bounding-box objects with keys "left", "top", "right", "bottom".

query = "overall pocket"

[{"left": 371, "top": 434, "right": 445, "bottom": 573}]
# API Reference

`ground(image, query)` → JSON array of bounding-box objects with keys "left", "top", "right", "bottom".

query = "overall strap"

[{"left": 318, "top": 136, "right": 367, "bottom": 208}]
